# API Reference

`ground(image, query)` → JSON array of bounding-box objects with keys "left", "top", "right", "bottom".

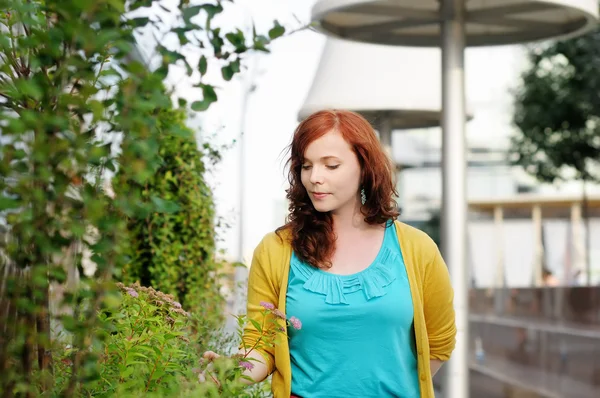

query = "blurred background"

[{"left": 1, "top": 0, "right": 600, "bottom": 397}]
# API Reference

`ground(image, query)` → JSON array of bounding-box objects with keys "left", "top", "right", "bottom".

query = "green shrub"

[
  {"left": 92, "top": 282, "right": 198, "bottom": 396},
  {"left": 50, "top": 284, "right": 285, "bottom": 398},
  {"left": 0, "top": 0, "right": 294, "bottom": 394},
  {"left": 120, "top": 109, "right": 223, "bottom": 335}
]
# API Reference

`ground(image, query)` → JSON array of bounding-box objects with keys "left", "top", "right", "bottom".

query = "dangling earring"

[{"left": 360, "top": 188, "right": 367, "bottom": 205}]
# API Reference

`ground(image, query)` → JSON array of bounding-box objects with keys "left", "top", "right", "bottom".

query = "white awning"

[
  {"left": 298, "top": 37, "right": 448, "bottom": 129},
  {"left": 311, "top": 0, "right": 599, "bottom": 47}
]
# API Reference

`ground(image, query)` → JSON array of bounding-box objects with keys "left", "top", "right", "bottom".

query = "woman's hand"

[
  {"left": 199, "top": 349, "right": 269, "bottom": 386},
  {"left": 202, "top": 350, "right": 220, "bottom": 362},
  {"left": 198, "top": 351, "right": 222, "bottom": 386}
]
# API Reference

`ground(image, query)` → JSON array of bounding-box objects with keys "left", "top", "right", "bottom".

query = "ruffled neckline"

[{"left": 290, "top": 245, "right": 398, "bottom": 305}]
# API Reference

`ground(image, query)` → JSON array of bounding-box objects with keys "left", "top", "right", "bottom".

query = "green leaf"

[
  {"left": 15, "top": 79, "right": 43, "bottom": 100},
  {"left": 200, "top": 4, "right": 224, "bottom": 19},
  {"left": 150, "top": 195, "right": 181, "bottom": 213},
  {"left": 198, "top": 55, "right": 208, "bottom": 76},
  {"left": 191, "top": 84, "right": 218, "bottom": 111},
  {"left": 225, "top": 29, "right": 247, "bottom": 52},
  {"left": 89, "top": 100, "right": 105, "bottom": 122},
  {"left": 128, "top": 17, "right": 150, "bottom": 28},
  {"left": 268, "top": 21, "right": 286, "bottom": 40},
  {"left": 201, "top": 84, "right": 217, "bottom": 103},
  {"left": 173, "top": 27, "right": 191, "bottom": 46},
  {"left": 169, "top": 125, "right": 192, "bottom": 138},
  {"left": 221, "top": 65, "right": 234, "bottom": 81},
  {"left": 120, "top": 366, "right": 135, "bottom": 379},
  {"left": 152, "top": 368, "right": 166, "bottom": 381},
  {"left": 151, "top": 345, "right": 162, "bottom": 357},
  {"left": 221, "top": 59, "right": 241, "bottom": 81},
  {"left": 191, "top": 100, "right": 209, "bottom": 112},
  {"left": 0, "top": 197, "right": 21, "bottom": 211},
  {"left": 105, "top": 159, "right": 116, "bottom": 172},
  {"left": 182, "top": 4, "right": 223, "bottom": 23},
  {"left": 61, "top": 315, "right": 77, "bottom": 332},
  {"left": 49, "top": 266, "right": 67, "bottom": 284},
  {"left": 250, "top": 319, "right": 262, "bottom": 332},
  {"left": 182, "top": 5, "right": 202, "bottom": 23},
  {"left": 159, "top": 45, "right": 186, "bottom": 64},
  {"left": 253, "top": 35, "right": 270, "bottom": 53},
  {"left": 230, "top": 58, "right": 241, "bottom": 74}
]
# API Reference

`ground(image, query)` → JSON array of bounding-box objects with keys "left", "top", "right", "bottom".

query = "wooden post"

[
  {"left": 570, "top": 201, "right": 584, "bottom": 285},
  {"left": 532, "top": 205, "right": 543, "bottom": 287},
  {"left": 494, "top": 206, "right": 504, "bottom": 288}
]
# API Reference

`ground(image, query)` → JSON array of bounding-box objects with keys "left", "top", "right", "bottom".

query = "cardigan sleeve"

[
  {"left": 239, "top": 235, "right": 279, "bottom": 374},
  {"left": 423, "top": 240, "right": 457, "bottom": 361}
]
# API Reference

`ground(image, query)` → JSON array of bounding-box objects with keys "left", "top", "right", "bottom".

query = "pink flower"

[
  {"left": 126, "top": 288, "right": 138, "bottom": 298},
  {"left": 260, "top": 301, "right": 275, "bottom": 310},
  {"left": 173, "top": 301, "right": 182, "bottom": 309},
  {"left": 272, "top": 309, "right": 286, "bottom": 319},
  {"left": 289, "top": 316, "right": 302, "bottom": 330},
  {"left": 239, "top": 361, "right": 254, "bottom": 371}
]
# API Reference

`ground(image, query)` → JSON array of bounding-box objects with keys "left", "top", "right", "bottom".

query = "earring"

[{"left": 360, "top": 188, "right": 367, "bottom": 205}]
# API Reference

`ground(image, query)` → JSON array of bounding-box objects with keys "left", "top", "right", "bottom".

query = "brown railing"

[{"left": 467, "top": 287, "right": 600, "bottom": 398}]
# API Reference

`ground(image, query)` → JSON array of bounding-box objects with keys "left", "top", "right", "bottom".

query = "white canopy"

[
  {"left": 311, "top": 0, "right": 599, "bottom": 47},
  {"left": 298, "top": 37, "right": 447, "bottom": 129}
]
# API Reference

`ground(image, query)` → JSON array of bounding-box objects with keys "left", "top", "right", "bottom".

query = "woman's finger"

[{"left": 202, "top": 350, "right": 220, "bottom": 361}]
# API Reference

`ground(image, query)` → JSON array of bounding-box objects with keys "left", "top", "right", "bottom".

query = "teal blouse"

[{"left": 286, "top": 223, "right": 420, "bottom": 397}]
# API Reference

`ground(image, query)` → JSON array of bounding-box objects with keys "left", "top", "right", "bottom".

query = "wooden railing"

[{"left": 467, "top": 287, "right": 600, "bottom": 397}]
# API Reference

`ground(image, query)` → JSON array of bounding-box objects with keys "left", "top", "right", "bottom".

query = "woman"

[{"left": 204, "top": 110, "right": 456, "bottom": 397}]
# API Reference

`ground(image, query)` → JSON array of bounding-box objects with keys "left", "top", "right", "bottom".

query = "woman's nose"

[{"left": 309, "top": 167, "right": 323, "bottom": 184}]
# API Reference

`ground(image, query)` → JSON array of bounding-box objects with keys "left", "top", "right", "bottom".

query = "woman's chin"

[{"left": 311, "top": 202, "right": 333, "bottom": 213}]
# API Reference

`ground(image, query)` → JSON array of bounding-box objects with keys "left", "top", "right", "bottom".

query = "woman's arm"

[
  {"left": 202, "top": 349, "right": 270, "bottom": 385},
  {"left": 202, "top": 235, "right": 280, "bottom": 385},
  {"left": 237, "top": 350, "right": 271, "bottom": 384},
  {"left": 423, "top": 237, "right": 457, "bottom": 362},
  {"left": 237, "top": 235, "right": 280, "bottom": 381},
  {"left": 430, "top": 359, "right": 445, "bottom": 377}
]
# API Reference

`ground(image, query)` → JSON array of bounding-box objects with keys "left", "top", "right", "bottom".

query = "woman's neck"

[{"left": 331, "top": 201, "right": 370, "bottom": 233}]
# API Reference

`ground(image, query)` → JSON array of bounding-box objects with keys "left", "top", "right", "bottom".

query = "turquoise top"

[{"left": 286, "top": 223, "right": 420, "bottom": 397}]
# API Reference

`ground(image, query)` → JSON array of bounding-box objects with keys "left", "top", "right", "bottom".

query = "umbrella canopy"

[
  {"left": 299, "top": 37, "right": 446, "bottom": 129},
  {"left": 311, "top": 0, "right": 598, "bottom": 47}
]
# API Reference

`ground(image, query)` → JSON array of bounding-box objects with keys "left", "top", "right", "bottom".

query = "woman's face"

[{"left": 300, "top": 130, "right": 362, "bottom": 214}]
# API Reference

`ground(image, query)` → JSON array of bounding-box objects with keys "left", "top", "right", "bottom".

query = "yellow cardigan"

[{"left": 241, "top": 221, "right": 456, "bottom": 398}]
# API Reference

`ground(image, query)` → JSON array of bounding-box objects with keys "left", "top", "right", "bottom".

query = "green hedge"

[{"left": 121, "top": 109, "right": 223, "bottom": 330}]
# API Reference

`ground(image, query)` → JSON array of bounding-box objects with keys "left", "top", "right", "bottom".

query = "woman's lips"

[{"left": 312, "top": 192, "right": 329, "bottom": 200}]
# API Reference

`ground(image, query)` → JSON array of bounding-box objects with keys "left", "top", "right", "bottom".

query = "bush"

[
  {"left": 49, "top": 284, "right": 290, "bottom": 398},
  {"left": 120, "top": 109, "right": 224, "bottom": 336},
  {"left": 0, "top": 0, "right": 294, "bottom": 395},
  {"left": 92, "top": 282, "right": 198, "bottom": 396}
]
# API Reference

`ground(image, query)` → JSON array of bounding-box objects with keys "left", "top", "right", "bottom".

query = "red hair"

[{"left": 277, "top": 109, "right": 399, "bottom": 269}]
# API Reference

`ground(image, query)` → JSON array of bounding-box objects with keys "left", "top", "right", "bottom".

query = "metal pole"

[
  {"left": 238, "top": 84, "right": 249, "bottom": 265},
  {"left": 234, "top": 57, "right": 259, "bottom": 319},
  {"left": 583, "top": 180, "right": 591, "bottom": 285},
  {"left": 378, "top": 114, "right": 393, "bottom": 156},
  {"left": 441, "top": 0, "right": 468, "bottom": 397}
]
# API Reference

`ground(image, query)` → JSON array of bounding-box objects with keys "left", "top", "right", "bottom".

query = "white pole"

[
  {"left": 532, "top": 204, "right": 543, "bottom": 287},
  {"left": 234, "top": 57, "right": 259, "bottom": 319},
  {"left": 378, "top": 114, "right": 393, "bottom": 156},
  {"left": 493, "top": 206, "right": 504, "bottom": 288},
  {"left": 441, "top": 0, "right": 469, "bottom": 397}
]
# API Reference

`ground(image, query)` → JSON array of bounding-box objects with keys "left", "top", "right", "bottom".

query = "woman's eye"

[
  {"left": 301, "top": 165, "right": 312, "bottom": 170},
  {"left": 326, "top": 165, "right": 340, "bottom": 170}
]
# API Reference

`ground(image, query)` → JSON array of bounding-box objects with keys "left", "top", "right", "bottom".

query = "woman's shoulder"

[
  {"left": 393, "top": 220, "right": 437, "bottom": 248},
  {"left": 255, "top": 225, "right": 292, "bottom": 253},
  {"left": 251, "top": 227, "right": 293, "bottom": 284}
]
